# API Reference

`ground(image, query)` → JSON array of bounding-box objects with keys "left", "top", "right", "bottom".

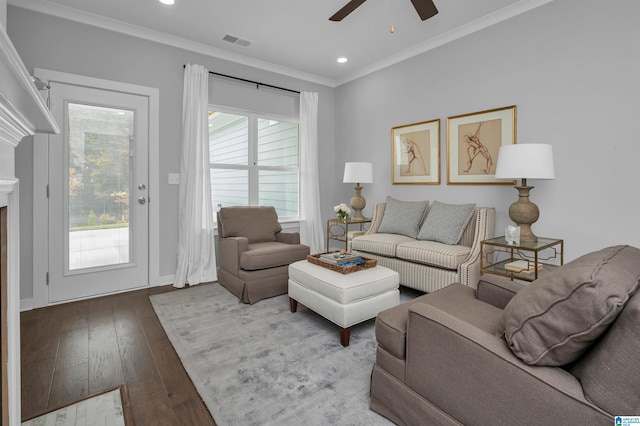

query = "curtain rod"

[{"left": 183, "top": 65, "right": 300, "bottom": 94}]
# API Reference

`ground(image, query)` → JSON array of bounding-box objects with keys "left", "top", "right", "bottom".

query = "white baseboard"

[
  {"left": 20, "top": 297, "right": 34, "bottom": 312},
  {"left": 21, "top": 275, "right": 177, "bottom": 311},
  {"left": 156, "top": 274, "right": 175, "bottom": 286}
]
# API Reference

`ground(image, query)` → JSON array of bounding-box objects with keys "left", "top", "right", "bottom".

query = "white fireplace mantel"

[{"left": 0, "top": 22, "right": 58, "bottom": 426}]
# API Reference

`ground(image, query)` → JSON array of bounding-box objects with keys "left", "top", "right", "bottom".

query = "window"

[{"left": 208, "top": 107, "right": 300, "bottom": 220}]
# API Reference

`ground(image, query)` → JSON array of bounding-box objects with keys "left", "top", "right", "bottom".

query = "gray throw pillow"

[
  {"left": 417, "top": 201, "right": 476, "bottom": 244},
  {"left": 377, "top": 196, "right": 428, "bottom": 239},
  {"left": 218, "top": 206, "right": 281, "bottom": 243},
  {"left": 500, "top": 245, "right": 640, "bottom": 366}
]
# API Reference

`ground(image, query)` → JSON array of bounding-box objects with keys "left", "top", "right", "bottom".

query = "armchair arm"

[
  {"left": 475, "top": 274, "right": 522, "bottom": 309},
  {"left": 364, "top": 203, "right": 386, "bottom": 235},
  {"left": 457, "top": 207, "right": 495, "bottom": 288},
  {"left": 276, "top": 232, "right": 301, "bottom": 244},
  {"left": 404, "top": 303, "right": 609, "bottom": 425},
  {"left": 218, "top": 236, "right": 248, "bottom": 273}
]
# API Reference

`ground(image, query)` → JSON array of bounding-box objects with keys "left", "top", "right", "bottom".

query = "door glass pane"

[{"left": 67, "top": 103, "right": 133, "bottom": 271}]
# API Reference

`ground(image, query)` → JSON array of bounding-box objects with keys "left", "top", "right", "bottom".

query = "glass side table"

[
  {"left": 326, "top": 218, "right": 371, "bottom": 252},
  {"left": 480, "top": 236, "right": 564, "bottom": 282}
]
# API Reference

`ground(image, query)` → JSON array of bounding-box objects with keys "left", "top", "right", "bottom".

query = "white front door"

[{"left": 46, "top": 81, "right": 150, "bottom": 303}]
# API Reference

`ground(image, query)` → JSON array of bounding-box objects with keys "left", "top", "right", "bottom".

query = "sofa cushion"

[
  {"left": 240, "top": 242, "right": 309, "bottom": 270},
  {"left": 500, "top": 245, "right": 640, "bottom": 366},
  {"left": 569, "top": 290, "right": 640, "bottom": 415},
  {"left": 376, "top": 284, "right": 502, "bottom": 359},
  {"left": 396, "top": 240, "right": 471, "bottom": 270},
  {"left": 351, "top": 233, "right": 416, "bottom": 257},
  {"left": 218, "top": 206, "right": 282, "bottom": 243},
  {"left": 417, "top": 201, "right": 476, "bottom": 244},
  {"left": 377, "top": 196, "right": 428, "bottom": 239}
]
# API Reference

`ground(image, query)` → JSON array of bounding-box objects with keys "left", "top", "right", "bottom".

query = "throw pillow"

[
  {"left": 218, "top": 206, "right": 282, "bottom": 243},
  {"left": 500, "top": 245, "right": 640, "bottom": 366},
  {"left": 417, "top": 201, "right": 476, "bottom": 244},
  {"left": 377, "top": 196, "right": 428, "bottom": 239}
]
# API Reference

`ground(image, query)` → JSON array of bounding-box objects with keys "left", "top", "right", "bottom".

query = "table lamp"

[
  {"left": 343, "top": 162, "right": 373, "bottom": 221},
  {"left": 494, "top": 144, "right": 555, "bottom": 242}
]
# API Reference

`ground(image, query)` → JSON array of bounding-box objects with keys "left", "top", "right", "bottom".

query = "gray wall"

[
  {"left": 335, "top": 0, "right": 640, "bottom": 261},
  {"left": 9, "top": 0, "right": 640, "bottom": 302},
  {"left": 8, "top": 6, "right": 336, "bottom": 301}
]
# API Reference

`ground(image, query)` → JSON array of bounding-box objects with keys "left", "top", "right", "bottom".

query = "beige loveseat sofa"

[
  {"left": 352, "top": 198, "right": 495, "bottom": 293},
  {"left": 370, "top": 245, "right": 640, "bottom": 425}
]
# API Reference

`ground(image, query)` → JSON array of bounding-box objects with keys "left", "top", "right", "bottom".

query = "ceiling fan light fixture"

[
  {"left": 158, "top": 0, "right": 175, "bottom": 5},
  {"left": 337, "top": 57, "right": 348, "bottom": 63},
  {"left": 329, "top": 0, "right": 437, "bottom": 21}
]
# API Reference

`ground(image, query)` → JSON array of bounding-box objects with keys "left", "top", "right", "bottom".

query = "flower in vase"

[{"left": 334, "top": 203, "right": 351, "bottom": 221}]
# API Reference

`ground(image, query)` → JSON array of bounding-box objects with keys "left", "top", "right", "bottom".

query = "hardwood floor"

[{"left": 20, "top": 285, "right": 216, "bottom": 425}]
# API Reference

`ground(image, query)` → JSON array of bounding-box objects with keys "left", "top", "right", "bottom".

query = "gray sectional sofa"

[
  {"left": 352, "top": 198, "right": 495, "bottom": 293},
  {"left": 370, "top": 245, "right": 640, "bottom": 425}
]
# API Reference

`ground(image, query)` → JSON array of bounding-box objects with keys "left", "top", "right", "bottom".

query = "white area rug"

[
  {"left": 150, "top": 283, "right": 392, "bottom": 426},
  {"left": 22, "top": 388, "right": 125, "bottom": 426}
]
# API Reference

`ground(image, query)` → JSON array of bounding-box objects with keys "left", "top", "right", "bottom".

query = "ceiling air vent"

[{"left": 222, "top": 34, "right": 252, "bottom": 47}]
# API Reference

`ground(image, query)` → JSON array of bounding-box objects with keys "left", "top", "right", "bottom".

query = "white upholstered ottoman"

[{"left": 288, "top": 260, "right": 400, "bottom": 346}]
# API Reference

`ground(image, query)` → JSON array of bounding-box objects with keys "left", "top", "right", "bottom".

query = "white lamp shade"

[
  {"left": 343, "top": 162, "right": 373, "bottom": 183},
  {"left": 494, "top": 144, "right": 555, "bottom": 180}
]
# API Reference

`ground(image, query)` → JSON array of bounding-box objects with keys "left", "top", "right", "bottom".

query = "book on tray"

[
  {"left": 320, "top": 252, "right": 363, "bottom": 266},
  {"left": 504, "top": 260, "right": 544, "bottom": 274}
]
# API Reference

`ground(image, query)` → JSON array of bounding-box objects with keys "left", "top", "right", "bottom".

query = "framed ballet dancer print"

[
  {"left": 446, "top": 105, "right": 517, "bottom": 184},
  {"left": 392, "top": 119, "right": 440, "bottom": 184}
]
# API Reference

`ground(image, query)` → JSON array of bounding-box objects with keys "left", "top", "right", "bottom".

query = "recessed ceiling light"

[
  {"left": 337, "top": 57, "right": 348, "bottom": 64},
  {"left": 159, "top": 0, "right": 174, "bottom": 5}
]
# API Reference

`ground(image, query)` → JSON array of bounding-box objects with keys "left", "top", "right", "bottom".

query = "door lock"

[{"left": 138, "top": 183, "right": 146, "bottom": 190}]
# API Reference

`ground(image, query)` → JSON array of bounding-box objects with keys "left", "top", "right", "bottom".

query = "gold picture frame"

[
  {"left": 392, "top": 119, "right": 440, "bottom": 184},
  {"left": 447, "top": 105, "right": 516, "bottom": 185}
]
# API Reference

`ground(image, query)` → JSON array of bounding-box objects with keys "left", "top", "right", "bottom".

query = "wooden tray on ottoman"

[{"left": 307, "top": 253, "right": 377, "bottom": 274}]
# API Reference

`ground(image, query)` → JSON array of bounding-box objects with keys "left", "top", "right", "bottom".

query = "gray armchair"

[
  {"left": 217, "top": 206, "right": 310, "bottom": 304},
  {"left": 370, "top": 245, "right": 640, "bottom": 425}
]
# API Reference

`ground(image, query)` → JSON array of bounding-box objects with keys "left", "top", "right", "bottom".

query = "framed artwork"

[
  {"left": 447, "top": 105, "right": 516, "bottom": 185},
  {"left": 392, "top": 119, "right": 440, "bottom": 184}
]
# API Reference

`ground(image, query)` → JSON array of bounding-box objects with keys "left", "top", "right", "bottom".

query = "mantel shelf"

[{"left": 0, "top": 25, "right": 59, "bottom": 138}]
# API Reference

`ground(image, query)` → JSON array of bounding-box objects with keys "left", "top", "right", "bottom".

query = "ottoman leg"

[
  {"left": 339, "top": 327, "right": 351, "bottom": 347},
  {"left": 289, "top": 297, "right": 298, "bottom": 313}
]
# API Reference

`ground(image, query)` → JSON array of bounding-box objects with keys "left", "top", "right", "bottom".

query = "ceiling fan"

[{"left": 329, "top": 0, "right": 438, "bottom": 21}]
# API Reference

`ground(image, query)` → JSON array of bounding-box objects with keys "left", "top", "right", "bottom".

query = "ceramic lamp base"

[
  {"left": 350, "top": 184, "right": 366, "bottom": 221},
  {"left": 508, "top": 184, "right": 540, "bottom": 242}
]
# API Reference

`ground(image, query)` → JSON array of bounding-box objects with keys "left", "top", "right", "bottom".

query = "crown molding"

[
  {"left": 335, "top": 0, "right": 556, "bottom": 86},
  {"left": 8, "top": 0, "right": 336, "bottom": 88},
  {"left": 10, "top": 0, "right": 554, "bottom": 89}
]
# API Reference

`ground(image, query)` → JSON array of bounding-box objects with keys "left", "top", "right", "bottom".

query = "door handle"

[{"left": 138, "top": 196, "right": 147, "bottom": 205}]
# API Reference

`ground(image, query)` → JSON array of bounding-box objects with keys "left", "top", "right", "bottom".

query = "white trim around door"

[{"left": 32, "top": 69, "right": 160, "bottom": 308}]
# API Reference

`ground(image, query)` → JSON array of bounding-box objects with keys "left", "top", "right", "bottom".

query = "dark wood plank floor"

[{"left": 20, "top": 285, "right": 216, "bottom": 425}]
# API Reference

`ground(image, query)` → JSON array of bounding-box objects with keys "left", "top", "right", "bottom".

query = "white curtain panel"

[
  {"left": 299, "top": 91, "right": 325, "bottom": 254},
  {"left": 174, "top": 63, "right": 217, "bottom": 287}
]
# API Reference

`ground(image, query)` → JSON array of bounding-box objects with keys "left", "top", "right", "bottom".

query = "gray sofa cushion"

[
  {"left": 240, "top": 242, "right": 310, "bottom": 270},
  {"left": 417, "top": 201, "right": 476, "bottom": 244},
  {"left": 569, "top": 290, "right": 640, "bottom": 416},
  {"left": 500, "top": 245, "right": 640, "bottom": 366},
  {"left": 376, "top": 284, "right": 503, "bottom": 360},
  {"left": 377, "top": 196, "right": 428, "bottom": 239},
  {"left": 218, "top": 206, "right": 282, "bottom": 243}
]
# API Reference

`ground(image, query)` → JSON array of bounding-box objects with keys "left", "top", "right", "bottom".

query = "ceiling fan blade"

[
  {"left": 410, "top": 0, "right": 438, "bottom": 21},
  {"left": 329, "top": 0, "right": 367, "bottom": 21}
]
